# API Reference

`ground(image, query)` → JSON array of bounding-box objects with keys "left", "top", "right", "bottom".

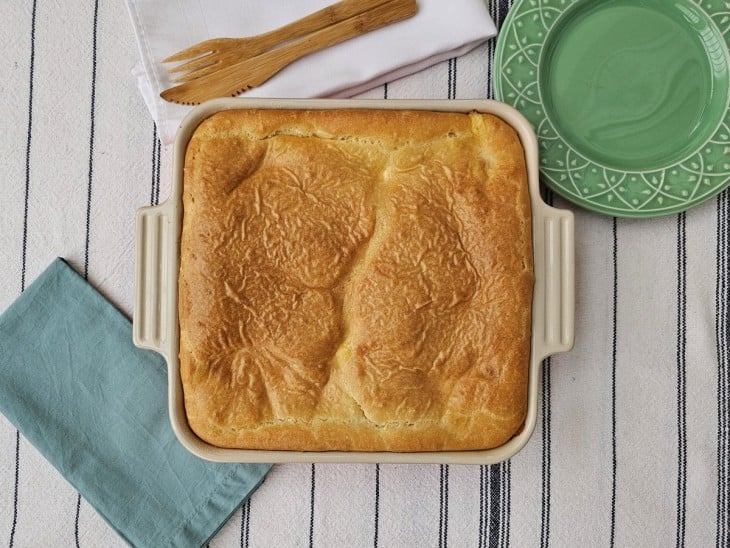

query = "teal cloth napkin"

[{"left": 0, "top": 258, "right": 271, "bottom": 547}]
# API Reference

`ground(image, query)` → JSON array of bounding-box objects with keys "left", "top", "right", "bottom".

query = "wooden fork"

[
  {"left": 160, "top": 0, "right": 417, "bottom": 105},
  {"left": 165, "top": 0, "right": 397, "bottom": 84}
]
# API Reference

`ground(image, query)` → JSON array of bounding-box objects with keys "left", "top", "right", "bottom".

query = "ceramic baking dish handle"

[
  {"left": 536, "top": 205, "right": 575, "bottom": 361},
  {"left": 133, "top": 203, "right": 173, "bottom": 358}
]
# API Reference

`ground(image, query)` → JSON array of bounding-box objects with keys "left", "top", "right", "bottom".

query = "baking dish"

[{"left": 133, "top": 98, "right": 574, "bottom": 464}]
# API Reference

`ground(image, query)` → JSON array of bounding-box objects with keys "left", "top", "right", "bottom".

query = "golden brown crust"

[{"left": 178, "top": 109, "right": 533, "bottom": 452}]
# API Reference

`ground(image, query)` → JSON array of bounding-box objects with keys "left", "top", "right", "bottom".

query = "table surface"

[{"left": 1, "top": 1, "right": 728, "bottom": 547}]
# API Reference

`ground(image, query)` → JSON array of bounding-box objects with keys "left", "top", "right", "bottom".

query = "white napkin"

[{"left": 125, "top": 0, "right": 496, "bottom": 144}]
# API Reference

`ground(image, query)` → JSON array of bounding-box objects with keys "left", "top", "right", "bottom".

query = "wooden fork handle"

[
  {"left": 256, "top": 0, "right": 398, "bottom": 52},
  {"left": 270, "top": 0, "right": 417, "bottom": 69}
]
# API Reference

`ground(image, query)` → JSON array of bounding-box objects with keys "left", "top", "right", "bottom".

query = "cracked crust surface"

[{"left": 178, "top": 109, "right": 533, "bottom": 452}]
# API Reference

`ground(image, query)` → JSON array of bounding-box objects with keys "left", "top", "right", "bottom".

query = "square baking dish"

[{"left": 133, "top": 98, "right": 574, "bottom": 464}]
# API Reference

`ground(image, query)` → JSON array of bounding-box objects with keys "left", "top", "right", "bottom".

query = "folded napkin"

[
  {"left": 125, "top": 0, "right": 497, "bottom": 144},
  {"left": 0, "top": 258, "right": 271, "bottom": 547}
]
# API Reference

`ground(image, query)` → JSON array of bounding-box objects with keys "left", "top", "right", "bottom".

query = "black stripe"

[
  {"left": 383, "top": 82, "right": 388, "bottom": 100},
  {"left": 478, "top": 465, "right": 485, "bottom": 548},
  {"left": 491, "top": 0, "right": 504, "bottom": 99},
  {"left": 488, "top": 465, "right": 501, "bottom": 548},
  {"left": 74, "top": 495, "right": 82, "bottom": 548},
  {"left": 240, "top": 498, "right": 250, "bottom": 548},
  {"left": 443, "top": 464, "right": 449, "bottom": 548},
  {"left": 499, "top": 461, "right": 507, "bottom": 548},
  {"left": 155, "top": 132, "right": 161, "bottom": 205},
  {"left": 486, "top": 0, "right": 494, "bottom": 98},
  {"left": 11, "top": 430, "right": 19, "bottom": 548},
  {"left": 12, "top": 2, "right": 39, "bottom": 545},
  {"left": 20, "top": 0, "right": 38, "bottom": 294},
  {"left": 83, "top": 0, "right": 100, "bottom": 280},
  {"left": 151, "top": 124, "right": 161, "bottom": 207},
  {"left": 447, "top": 58, "right": 457, "bottom": 100},
  {"left": 246, "top": 499, "right": 251, "bottom": 547},
  {"left": 717, "top": 189, "right": 729, "bottom": 547},
  {"left": 438, "top": 464, "right": 449, "bottom": 548},
  {"left": 245, "top": 499, "right": 251, "bottom": 547},
  {"left": 373, "top": 464, "right": 380, "bottom": 548},
  {"left": 721, "top": 191, "right": 730, "bottom": 546},
  {"left": 719, "top": 191, "right": 724, "bottom": 548},
  {"left": 309, "top": 464, "right": 316, "bottom": 548},
  {"left": 505, "top": 460, "right": 511, "bottom": 548},
  {"left": 488, "top": 0, "right": 514, "bottom": 98},
  {"left": 715, "top": 192, "right": 722, "bottom": 547},
  {"left": 442, "top": 464, "right": 449, "bottom": 548},
  {"left": 150, "top": 125, "right": 158, "bottom": 206},
  {"left": 720, "top": 190, "right": 730, "bottom": 546},
  {"left": 487, "top": 36, "right": 493, "bottom": 99},
  {"left": 676, "top": 212, "right": 688, "bottom": 548},
  {"left": 452, "top": 59, "right": 456, "bottom": 99},
  {"left": 243, "top": 504, "right": 247, "bottom": 548},
  {"left": 498, "top": 0, "right": 511, "bottom": 27},
  {"left": 720, "top": 191, "right": 730, "bottom": 546},
  {"left": 540, "top": 357, "right": 552, "bottom": 548},
  {"left": 610, "top": 217, "right": 618, "bottom": 547},
  {"left": 439, "top": 465, "right": 444, "bottom": 547},
  {"left": 486, "top": 41, "right": 492, "bottom": 100}
]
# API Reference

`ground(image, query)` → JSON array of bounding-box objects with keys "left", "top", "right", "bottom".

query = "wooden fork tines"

[
  {"left": 164, "top": 0, "right": 395, "bottom": 85},
  {"left": 160, "top": 0, "right": 417, "bottom": 105}
]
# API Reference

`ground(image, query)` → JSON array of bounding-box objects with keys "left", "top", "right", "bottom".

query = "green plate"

[{"left": 494, "top": 0, "right": 730, "bottom": 217}]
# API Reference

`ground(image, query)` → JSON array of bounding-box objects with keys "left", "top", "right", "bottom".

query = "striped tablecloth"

[{"left": 1, "top": 1, "right": 728, "bottom": 546}]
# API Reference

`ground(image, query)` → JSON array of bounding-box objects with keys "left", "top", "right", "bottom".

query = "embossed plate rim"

[{"left": 494, "top": 0, "right": 730, "bottom": 217}]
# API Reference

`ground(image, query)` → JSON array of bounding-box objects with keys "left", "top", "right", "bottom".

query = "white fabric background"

[{"left": 0, "top": 1, "right": 728, "bottom": 547}]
